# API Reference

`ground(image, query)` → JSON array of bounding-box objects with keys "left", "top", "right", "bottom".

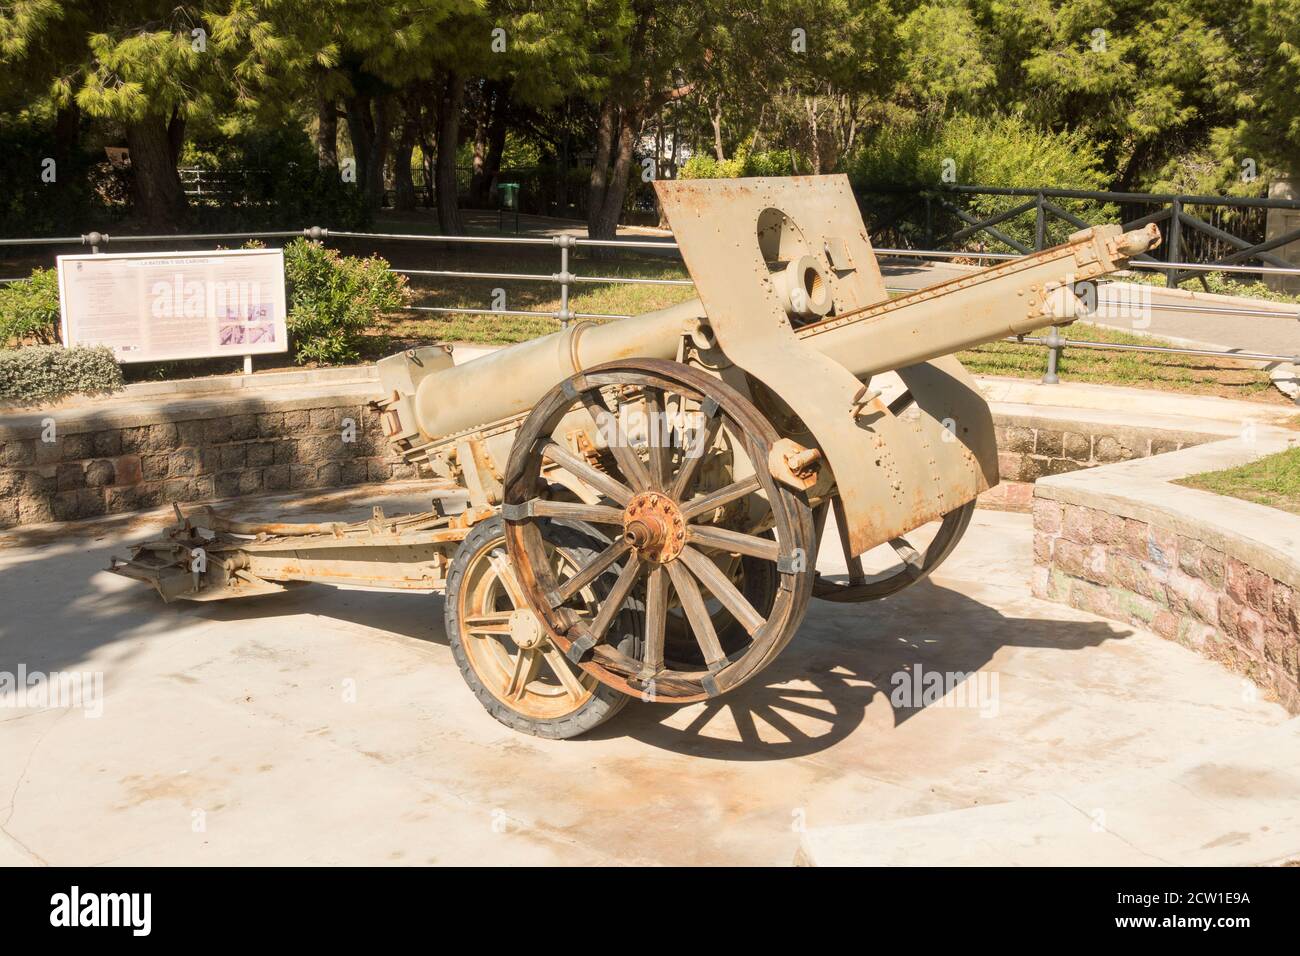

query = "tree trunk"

[
  {"left": 166, "top": 108, "right": 185, "bottom": 167},
  {"left": 587, "top": 98, "right": 617, "bottom": 236},
  {"left": 420, "top": 132, "right": 436, "bottom": 207},
  {"left": 316, "top": 77, "right": 339, "bottom": 169},
  {"left": 589, "top": 107, "right": 639, "bottom": 243},
  {"left": 393, "top": 116, "right": 417, "bottom": 211},
  {"left": 365, "top": 95, "right": 390, "bottom": 208},
  {"left": 483, "top": 110, "right": 507, "bottom": 204},
  {"left": 711, "top": 94, "right": 725, "bottom": 161},
  {"left": 125, "top": 114, "right": 188, "bottom": 228},
  {"left": 343, "top": 93, "right": 391, "bottom": 209},
  {"left": 435, "top": 72, "right": 464, "bottom": 234},
  {"left": 470, "top": 116, "right": 489, "bottom": 205},
  {"left": 344, "top": 93, "right": 374, "bottom": 192}
]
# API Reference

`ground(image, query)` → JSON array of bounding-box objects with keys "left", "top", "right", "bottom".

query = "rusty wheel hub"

[{"left": 622, "top": 491, "right": 686, "bottom": 564}]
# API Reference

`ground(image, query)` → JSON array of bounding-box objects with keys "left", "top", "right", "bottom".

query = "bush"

[
  {"left": 282, "top": 238, "right": 410, "bottom": 365},
  {"left": 0, "top": 345, "right": 123, "bottom": 405},
  {"left": 0, "top": 269, "right": 61, "bottom": 346},
  {"left": 680, "top": 148, "right": 795, "bottom": 180},
  {"left": 851, "top": 114, "right": 1115, "bottom": 250}
]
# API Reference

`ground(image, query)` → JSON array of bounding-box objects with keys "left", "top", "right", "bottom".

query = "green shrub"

[
  {"left": 681, "top": 148, "right": 795, "bottom": 180},
  {"left": 0, "top": 269, "right": 62, "bottom": 346},
  {"left": 282, "top": 238, "right": 410, "bottom": 365},
  {"left": 0, "top": 345, "right": 123, "bottom": 405},
  {"left": 851, "top": 114, "right": 1115, "bottom": 250}
]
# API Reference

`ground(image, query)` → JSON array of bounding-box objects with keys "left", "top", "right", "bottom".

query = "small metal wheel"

[
  {"left": 503, "top": 359, "right": 815, "bottom": 705},
  {"left": 811, "top": 497, "right": 975, "bottom": 603},
  {"left": 445, "top": 515, "right": 639, "bottom": 739}
]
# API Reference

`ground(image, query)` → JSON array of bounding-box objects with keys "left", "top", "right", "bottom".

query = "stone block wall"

[
  {"left": 1, "top": 394, "right": 1217, "bottom": 531},
  {"left": 0, "top": 393, "right": 408, "bottom": 529},
  {"left": 979, "top": 416, "right": 1209, "bottom": 512},
  {"left": 1032, "top": 497, "right": 1300, "bottom": 713}
]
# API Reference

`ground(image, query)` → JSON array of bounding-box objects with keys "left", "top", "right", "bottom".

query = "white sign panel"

[{"left": 57, "top": 248, "right": 289, "bottom": 363}]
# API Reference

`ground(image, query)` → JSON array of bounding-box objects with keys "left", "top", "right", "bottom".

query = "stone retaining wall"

[
  {"left": 1032, "top": 474, "right": 1300, "bottom": 714},
  {"left": 0, "top": 385, "right": 1221, "bottom": 530},
  {"left": 0, "top": 389, "right": 406, "bottom": 528},
  {"left": 979, "top": 415, "right": 1214, "bottom": 512}
]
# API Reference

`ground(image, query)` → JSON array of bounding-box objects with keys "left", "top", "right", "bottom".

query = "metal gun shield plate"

[{"left": 654, "top": 175, "right": 997, "bottom": 557}]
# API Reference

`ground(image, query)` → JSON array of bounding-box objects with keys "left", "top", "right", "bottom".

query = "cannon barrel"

[
  {"left": 408, "top": 222, "right": 1160, "bottom": 443},
  {"left": 798, "top": 222, "right": 1161, "bottom": 378}
]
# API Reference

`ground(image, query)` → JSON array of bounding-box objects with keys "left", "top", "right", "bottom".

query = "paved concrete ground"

[{"left": 0, "top": 486, "right": 1290, "bottom": 866}]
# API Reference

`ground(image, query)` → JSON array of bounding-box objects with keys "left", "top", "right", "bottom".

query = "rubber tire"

[{"left": 445, "top": 515, "right": 636, "bottom": 740}]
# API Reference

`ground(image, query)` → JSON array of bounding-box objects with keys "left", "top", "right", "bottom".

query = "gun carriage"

[{"left": 110, "top": 176, "right": 1160, "bottom": 738}]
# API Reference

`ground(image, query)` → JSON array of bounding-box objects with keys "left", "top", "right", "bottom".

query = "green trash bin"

[{"left": 499, "top": 182, "right": 519, "bottom": 211}]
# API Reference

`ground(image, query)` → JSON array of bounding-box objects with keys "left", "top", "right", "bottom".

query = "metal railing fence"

[
  {"left": 863, "top": 185, "right": 1300, "bottom": 289},
  {"left": 2, "top": 223, "right": 1299, "bottom": 387}
]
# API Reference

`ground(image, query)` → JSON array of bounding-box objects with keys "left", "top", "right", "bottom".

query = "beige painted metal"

[
  {"left": 397, "top": 178, "right": 1157, "bottom": 556},
  {"left": 409, "top": 300, "right": 693, "bottom": 441},
  {"left": 111, "top": 175, "right": 1159, "bottom": 606}
]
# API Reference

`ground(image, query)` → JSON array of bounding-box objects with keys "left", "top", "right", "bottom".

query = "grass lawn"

[
  {"left": 397, "top": 246, "right": 696, "bottom": 344},
  {"left": 957, "top": 321, "right": 1289, "bottom": 404},
  {"left": 1177, "top": 447, "right": 1300, "bottom": 514}
]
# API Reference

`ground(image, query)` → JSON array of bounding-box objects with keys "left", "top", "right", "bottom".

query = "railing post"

[
  {"left": 1041, "top": 326, "right": 1062, "bottom": 384},
  {"left": 1167, "top": 197, "right": 1182, "bottom": 287},
  {"left": 554, "top": 234, "right": 576, "bottom": 329},
  {"left": 1034, "top": 192, "right": 1046, "bottom": 251}
]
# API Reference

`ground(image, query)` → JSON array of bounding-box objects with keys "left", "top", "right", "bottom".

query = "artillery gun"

[{"left": 110, "top": 175, "right": 1160, "bottom": 738}]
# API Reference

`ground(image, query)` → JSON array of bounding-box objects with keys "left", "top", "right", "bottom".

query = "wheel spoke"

[
  {"left": 580, "top": 390, "right": 654, "bottom": 492},
  {"left": 551, "top": 537, "right": 631, "bottom": 607},
  {"left": 541, "top": 644, "right": 587, "bottom": 702},
  {"left": 680, "top": 473, "right": 762, "bottom": 521},
  {"left": 505, "top": 649, "right": 541, "bottom": 700},
  {"left": 540, "top": 440, "right": 633, "bottom": 506},
  {"left": 889, "top": 536, "right": 926, "bottom": 578},
  {"left": 585, "top": 554, "right": 643, "bottom": 646},
  {"left": 487, "top": 551, "right": 529, "bottom": 607},
  {"left": 812, "top": 500, "right": 830, "bottom": 551},
  {"left": 669, "top": 401, "right": 722, "bottom": 500},
  {"left": 466, "top": 620, "right": 512, "bottom": 636},
  {"left": 831, "top": 496, "right": 865, "bottom": 585},
  {"left": 642, "top": 388, "right": 670, "bottom": 491},
  {"left": 687, "top": 524, "right": 780, "bottom": 562},
  {"left": 529, "top": 500, "right": 625, "bottom": 524},
  {"left": 888, "top": 390, "right": 915, "bottom": 416},
  {"left": 664, "top": 560, "right": 727, "bottom": 667},
  {"left": 677, "top": 545, "right": 765, "bottom": 636},
  {"left": 463, "top": 611, "right": 512, "bottom": 629},
  {"left": 642, "top": 566, "right": 668, "bottom": 678}
]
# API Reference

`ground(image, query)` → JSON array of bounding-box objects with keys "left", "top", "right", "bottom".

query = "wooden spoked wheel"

[
  {"left": 811, "top": 497, "right": 975, "bottom": 603},
  {"left": 502, "top": 359, "right": 815, "bottom": 704},
  {"left": 446, "top": 516, "right": 637, "bottom": 738}
]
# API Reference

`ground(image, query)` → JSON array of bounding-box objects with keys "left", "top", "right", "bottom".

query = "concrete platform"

[
  {"left": 0, "top": 487, "right": 1291, "bottom": 865},
  {"left": 798, "top": 717, "right": 1300, "bottom": 866}
]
